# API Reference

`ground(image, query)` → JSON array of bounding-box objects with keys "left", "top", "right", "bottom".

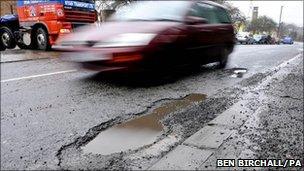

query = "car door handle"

[
  {"left": 218, "top": 28, "right": 229, "bottom": 31},
  {"left": 201, "top": 29, "right": 213, "bottom": 32}
]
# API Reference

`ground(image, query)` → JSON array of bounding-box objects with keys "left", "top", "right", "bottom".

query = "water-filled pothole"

[
  {"left": 82, "top": 93, "right": 207, "bottom": 155},
  {"left": 230, "top": 68, "right": 248, "bottom": 78}
]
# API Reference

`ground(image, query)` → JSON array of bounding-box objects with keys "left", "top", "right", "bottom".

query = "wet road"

[{"left": 1, "top": 43, "right": 303, "bottom": 169}]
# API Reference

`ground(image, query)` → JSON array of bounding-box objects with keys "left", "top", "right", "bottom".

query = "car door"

[
  {"left": 186, "top": 2, "right": 221, "bottom": 63},
  {"left": 214, "top": 6, "right": 234, "bottom": 43}
]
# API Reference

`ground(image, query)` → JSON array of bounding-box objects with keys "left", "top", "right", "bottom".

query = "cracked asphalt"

[{"left": 1, "top": 43, "right": 303, "bottom": 170}]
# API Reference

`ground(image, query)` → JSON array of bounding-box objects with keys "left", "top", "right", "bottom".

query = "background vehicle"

[
  {"left": 281, "top": 36, "right": 294, "bottom": 44},
  {"left": 0, "top": 14, "right": 19, "bottom": 51},
  {"left": 0, "top": 0, "right": 96, "bottom": 51},
  {"left": 236, "top": 32, "right": 255, "bottom": 44},
  {"left": 265, "top": 35, "right": 275, "bottom": 44},
  {"left": 57, "top": 1, "right": 235, "bottom": 71},
  {"left": 253, "top": 34, "right": 268, "bottom": 44}
]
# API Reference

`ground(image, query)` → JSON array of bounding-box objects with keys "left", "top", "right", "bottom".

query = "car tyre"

[
  {"left": 0, "top": 27, "right": 16, "bottom": 49},
  {"left": 35, "top": 27, "right": 51, "bottom": 50},
  {"left": 218, "top": 48, "right": 229, "bottom": 69}
]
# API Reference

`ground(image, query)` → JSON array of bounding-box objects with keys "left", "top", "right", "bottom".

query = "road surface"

[{"left": 1, "top": 43, "right": 303, "bottom": 170}]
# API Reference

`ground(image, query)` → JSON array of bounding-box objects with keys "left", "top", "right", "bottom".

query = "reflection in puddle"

[
  {"left": 230, "top": 68, "right": 248, "bottom": 78},
  {"left": 82, "top": 93, "right": 206, "bottom": 155}
]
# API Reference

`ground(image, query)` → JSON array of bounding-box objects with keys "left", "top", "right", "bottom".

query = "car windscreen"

[
  {"left": 238, "top": 32, "right": 249, "bottom": 37},
  {"left": 111, "top": 1, "right": 192, "bottom": 22},
  {"left": 254, "top": 35, "right": 262, "bottom": 39}
]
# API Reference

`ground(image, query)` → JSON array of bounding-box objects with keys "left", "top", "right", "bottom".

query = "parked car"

[
  {"left": 236, "top": 32, "right": 254, "bottom": 44},
  {"left": 265, "top": 35, "right": 276, "bottom": 44},
  {"left": 55, "top": 1, "right": 235, "bottom": 72},
  {"left": 254, "top": 34, "right": 276, "bottom": 44},
  {"left": 253, "top": 34, "right": 265, "bottom": 44},
  {"left": 281, "top": 36, "right": 294, "bottom": 44}
]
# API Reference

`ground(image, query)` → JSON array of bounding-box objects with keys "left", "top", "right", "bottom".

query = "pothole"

[
  {"left": 81, "top": 93, "right": 207, "bottom": 155},
  {"left": 230, "top": 68, "right": 248, "bottom": 78}
]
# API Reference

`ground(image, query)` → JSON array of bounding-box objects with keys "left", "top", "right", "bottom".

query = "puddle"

[
  {"left": 82, "top": 93, "right": 206, "bottom": 155},
  {"left": 230, "top": 68, "right": 248, "bottom": 78}
]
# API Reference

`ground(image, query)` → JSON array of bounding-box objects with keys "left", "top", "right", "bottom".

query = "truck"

[{"left": 0, "top": 0, "right": 96, "bottom": 51}]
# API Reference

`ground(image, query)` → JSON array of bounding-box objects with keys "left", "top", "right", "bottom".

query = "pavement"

[
  {"left": 149, "top": 54, "right": 303, "bottom": 170},
  {"left": 1, "top": 43, "right": 303, "bottom": 170},
  {"left": 1, "top": 48, "right": 60, "bottom": 63}
]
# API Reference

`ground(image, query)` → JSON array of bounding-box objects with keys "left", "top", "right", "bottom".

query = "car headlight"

[{"left": 93, "top": 33, "right": 156, "bottom": 48}]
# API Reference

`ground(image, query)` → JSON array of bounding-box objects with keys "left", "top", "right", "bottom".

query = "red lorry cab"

[{"left": 16, "top": 0, "right": 96, "bottom": 50}]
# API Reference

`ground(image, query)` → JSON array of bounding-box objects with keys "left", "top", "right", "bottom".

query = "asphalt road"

[{"left": 1, "top": 43, "right": 303, "bottom": 169}]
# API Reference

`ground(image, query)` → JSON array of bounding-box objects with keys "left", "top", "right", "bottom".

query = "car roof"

[
  {"left": 196, "top": 1, "right": 229, "bottom": 10},
  {"left": 238, "top": 32, "right": 250, "bottom": 34}
]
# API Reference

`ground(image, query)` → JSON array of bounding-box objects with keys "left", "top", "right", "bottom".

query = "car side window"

[
  {"left": 215, "top": 7, "right": 231, "bottom": 24},
  {"left": 189, "top": 3, "right": 231, "bottom": 24},
  {"left": 189, "top": 3, "right": 218, "bottom": 24}
]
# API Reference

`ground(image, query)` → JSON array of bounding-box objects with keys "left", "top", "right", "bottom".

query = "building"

[
  {"left": 0, "top": 1, "right": 17, "bottom": 16},
  {"left": 252, "top": 6, "right": 258, "bottom": 20}
]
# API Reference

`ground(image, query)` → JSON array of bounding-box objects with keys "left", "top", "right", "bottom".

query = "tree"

[
  {"left": 211, "top": 0, "right": 246, "bottom": 24},
  {"left": 223, "top": 2, "right": 246, "bottom": 24},
  {"left": 212, "top": 1, "right": 247, "bottom": 32},
  {"left": 279, "top": 22, "right": 303, "bottom": 41},
  {"left": 95, "top": 0, "right": 136, "bottom": 22},
  {"left": 95, "top": 0, "right": 246, "bottom": 24},
  {"left": 95, "top": 0, "right": 135, "bottom": 11},
  {"left": 0, "top": 1, "right": 17, "bottom": 16},
  {"left": 247, "top": 16, "right": 277, "bottom": 34}
]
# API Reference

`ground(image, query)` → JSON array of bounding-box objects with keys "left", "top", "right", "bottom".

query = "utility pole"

[
  {"left": 248, "top": 0, "right": 253, "bottom": 20},
  {"left": 278, "top": 6, "right": 283, "bottom": 39}
]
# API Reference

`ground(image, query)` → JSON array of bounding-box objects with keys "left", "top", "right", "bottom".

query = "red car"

[{"left": 55, "top": 1, "right": 235, "bottom": 72}]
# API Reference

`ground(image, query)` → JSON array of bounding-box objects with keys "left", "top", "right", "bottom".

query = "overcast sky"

[{"left": 228, "top": 1, "right": 303, "bottom": 27}]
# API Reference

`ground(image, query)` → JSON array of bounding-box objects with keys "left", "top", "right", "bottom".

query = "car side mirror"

[{"left": 185, "top": 16, "right": 208, "bottom": 25}]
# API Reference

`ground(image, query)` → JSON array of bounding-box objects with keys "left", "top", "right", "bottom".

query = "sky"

[{"left": 229, "top": 1, "right": 303, "bottom": 27}]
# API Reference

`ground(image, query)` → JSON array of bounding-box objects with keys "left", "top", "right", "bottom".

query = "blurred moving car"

[
  {"left": 236, "top": 32, "right": 254, "bottom": 44},
  {"left": 281, "top": 36, "right": 294, "bottom": 44},
  {"left": 56, "top": 1, "right": 235, "bottom": 72}
]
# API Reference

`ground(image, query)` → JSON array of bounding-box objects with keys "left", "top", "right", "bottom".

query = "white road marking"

[{"left": 1, "top": 69, "right": 77, "bottom": 83}]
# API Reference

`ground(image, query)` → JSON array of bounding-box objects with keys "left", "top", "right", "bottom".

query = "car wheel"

[
  {"left": 218, "top": 48, "right": 229, "bottom": 69},
  {"left": 35, "top": 27, "right": 51, "bottom": 50},
  {"left": 0, "top": 27, "right": 16, "bottom": 49}
]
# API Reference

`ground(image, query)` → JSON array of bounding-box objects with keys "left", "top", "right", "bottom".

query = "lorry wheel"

[
  {"left": 0, "top": 41, "right": 6, "bottom": 51},
  {"left": 0, "top": 27, "right": 16, "bottom": 49},
  {"left": 17, "top": 42, "right": 31, "bottom": 49},
  {"left": 35, "top": 27, "right": 51, "bottom": 50}
]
